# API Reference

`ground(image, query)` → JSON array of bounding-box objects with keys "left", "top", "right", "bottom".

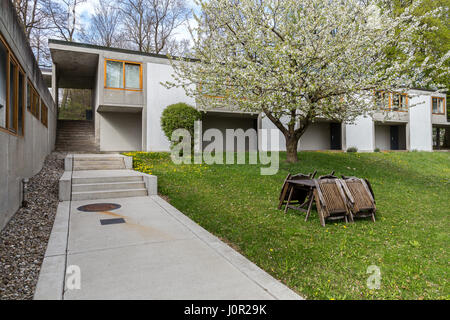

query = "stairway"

[
  {"left": 56, "top": 120, "right": 98, "bottom": 152},
  {"left": 72, "top": 175, "right": 148, "bottom": 201},
  {"left": 73, "top": 156, "right": 126, "bottom": 171}
]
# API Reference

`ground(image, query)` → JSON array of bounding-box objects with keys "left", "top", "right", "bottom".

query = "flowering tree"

[{"left": 167, "top": 0, "right": 449, "bottom": 162}]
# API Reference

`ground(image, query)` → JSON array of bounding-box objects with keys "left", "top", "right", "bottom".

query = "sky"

[{"left": 76, "top": 0, "right": 200, "bottom": 44}]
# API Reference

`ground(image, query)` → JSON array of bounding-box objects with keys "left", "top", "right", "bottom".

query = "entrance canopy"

[{"left": 49, "top": 40, "right": 99, "bottom": 89}]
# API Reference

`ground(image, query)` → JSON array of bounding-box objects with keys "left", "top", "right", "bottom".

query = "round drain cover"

[{"left": 77, "top": 203, "right": 122, "bottom": 212}]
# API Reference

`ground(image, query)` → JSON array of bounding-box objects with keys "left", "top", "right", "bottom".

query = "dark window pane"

[
  {"left": 18, "top": 72, "right": 24, "bottom": 134},
  {"left": 0, "top": 40, "right": 7, "bottom": 128},
  {"left": 9, "top": 61, "right": 17, "bottom": 132}
]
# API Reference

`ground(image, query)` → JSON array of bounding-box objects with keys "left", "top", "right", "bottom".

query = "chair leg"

[
  {"left": 314, "top": 191, "right": 326, "bottom": 227},
  {"left": 371, "top": 210, "right": 376, "bottom": 222},
  {"left": 305, "top": 192, "right": 314, "bottom": 222},
  {"left": 278, "top": 186, "right": 288, "bottom": 210},
  {"left": 284, "top": 186, "right": 294, "bottom": 214},
  {"left": 348, "top": 212, "right": 354, "bottom": 223}
]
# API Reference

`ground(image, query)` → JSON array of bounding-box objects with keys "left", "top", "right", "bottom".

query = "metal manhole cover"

[{"left": 77, "top": 203, "right": 122, "bottom": 212}]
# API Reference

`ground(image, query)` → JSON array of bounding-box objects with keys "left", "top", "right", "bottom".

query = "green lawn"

[{"left": 125, "top": 151, "right": 449, "bottom": 300}]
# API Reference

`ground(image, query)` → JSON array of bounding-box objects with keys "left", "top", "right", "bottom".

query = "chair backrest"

[
  {"left": 340, "top": 178, "right": 375, "bottom": 211},
  {"left": 314, "top": 179, "right": 348, "bottom": 217},
  {"left": 319, "top": 171, "right": 337, "bottom": 180},
  {"left": 279, "top": 173, "right": 292, "bottom": 200}
]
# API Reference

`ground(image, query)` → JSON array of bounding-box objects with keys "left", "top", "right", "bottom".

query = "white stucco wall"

[
  {"left": 299, "top": 122, "right": 331, "bottom": 150},
  {"left": 345, "top": 116, "right": 374, "bottom": 152},
  {"left": 409, "top": 94, "right": 433, "bottom": 151},
  {"left": 99, "top": 112, "right": 142, "bottom": 151},
  {"left": 146, "top": 62, "right": 195, "bottom": 151}
]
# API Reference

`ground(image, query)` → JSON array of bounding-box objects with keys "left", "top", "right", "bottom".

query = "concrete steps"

[
  {"left": 72, "top": 175, "right": 148, "bottom": 200},
  {"left": 73, "top": 158, "right": 125, "bottom": 171},
  {"left": 56, "top": 120, "right": 98, "bottom": 152},
  {"left": 72, "top": 181, "right": 146, "bottom": 192}
]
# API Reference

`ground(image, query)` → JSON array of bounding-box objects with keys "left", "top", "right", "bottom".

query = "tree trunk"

[{"left": 285, "top": 135, "right": 300, "bottom": 163}]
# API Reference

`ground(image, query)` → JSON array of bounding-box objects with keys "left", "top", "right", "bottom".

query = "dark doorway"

[
  {"left": 330, "top": 123, "right": 342, "bottom": 150},
  {"left": 390, "top": 126, "right": 399, "bottom": 150}
]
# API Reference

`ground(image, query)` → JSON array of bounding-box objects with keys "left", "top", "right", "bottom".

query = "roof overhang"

[{"left": 49, "top": 41, "right": 99, "bottom": 89}]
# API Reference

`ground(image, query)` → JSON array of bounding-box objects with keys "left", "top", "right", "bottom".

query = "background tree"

[
  {"left": 82, "top": 0, "right": 122, "bottom": 47},
  {"left": 119, "top": 0, "right": 190, "bottom": 54},
  {"left": 42, "top": 0, "right": 86, "bottom": 42},
  {"left": 167, "top": 0, "right": 449, "bottom": 162}
]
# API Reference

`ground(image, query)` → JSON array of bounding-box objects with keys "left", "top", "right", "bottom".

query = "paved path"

[{"left": 34, "top": 156, "right": 302, "bottom": 300}]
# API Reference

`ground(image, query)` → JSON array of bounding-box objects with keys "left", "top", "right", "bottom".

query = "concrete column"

[
  {"left": 345, "top": 116, "right": 374, "bottom": 152},
  {"left": 409, "top": 95, "right": 433, "bottom": 151}
]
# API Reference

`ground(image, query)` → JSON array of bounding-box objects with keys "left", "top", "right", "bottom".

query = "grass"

[{"left": 124, "top": 151, "right": 449, "bottom": 300}]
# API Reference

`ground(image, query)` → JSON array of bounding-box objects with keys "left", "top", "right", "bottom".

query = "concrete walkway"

[{"left": 34, "top": 155, "right": 302, "bottom": 300}]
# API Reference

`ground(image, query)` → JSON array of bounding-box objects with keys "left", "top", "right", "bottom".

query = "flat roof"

[{"left": 48, "top": 39, "right": 196, "bottom": 62}]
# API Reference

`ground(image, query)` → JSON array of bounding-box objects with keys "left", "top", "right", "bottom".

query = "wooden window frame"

[
  {"left": 41, "top": 102, "right": 48, "bottom": 127},
  {"left": 374, "top": 91, "right": 408, "bottom": 112},
  {"left": 391, "top": 92, "right": 409, "bottom": 112},
  {"left": 104, "top": 58, "right": 143, "bottom": 91},
  {"left": 0, "top": 32, "right": 25, "bottom": 137},
  {"left": 431, "top": 96, "right": 446, "bottom": 115}
]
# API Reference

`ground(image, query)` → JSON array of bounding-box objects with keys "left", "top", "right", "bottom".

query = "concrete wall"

[
  {"left": 345, "top": 116, "right": 374, "bottom": 152},
  {"left": 99, "top": 112, "right": 142, "bottom": 151},
  {"left": 299, "top": 122, "right": 331, "bottom": 150},
  {"left": 0, "top": 0, "right": 56, "bottom": 230},
  {"left": 202, "top": 112, "right": 257, "bottom": 151},
  {"left": 409, "top": 93, "right": 433, "bottom": 151},
  {"left": 146, "top": 62, "right": 196, "bottom": 151}
]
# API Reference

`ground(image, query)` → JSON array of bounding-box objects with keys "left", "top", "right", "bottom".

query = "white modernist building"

[{"left": 48, "top": 40, "right": 448, "bottom": 153}]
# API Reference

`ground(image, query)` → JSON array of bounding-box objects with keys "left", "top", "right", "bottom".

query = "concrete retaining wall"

[{"left": 0, "top": 1, "right": 57, "bottom": 230}]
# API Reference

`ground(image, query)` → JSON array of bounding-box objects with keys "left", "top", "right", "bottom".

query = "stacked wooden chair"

[
  {"left": 340, "top": 176, "right": 376, "bottom": 222},
  {"left": 313, "top": 178, "right": 353, "bottom": 227},
  {"left": 278, "top": 170, "right": 317, "bottom": 212}
]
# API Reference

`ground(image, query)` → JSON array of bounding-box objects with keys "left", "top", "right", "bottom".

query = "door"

[
  {"left": 390, "top": 126, "right": 399, "bottom": 150},
  {"left": 330, "top": 123, "right": 342, "bottom": 150}
]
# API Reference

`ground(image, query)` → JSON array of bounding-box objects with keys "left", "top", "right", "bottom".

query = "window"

[
  {"left": 105, "top": 59, "right": 142, "bottom": 90},
  {"left": 375, "top": 91, "right": 408, "bottom": 112},
  {"left": 0, "top": 38, "right": 7, "bottom": 128},
  {"left": 41, "top": 103, "right": 48, "bottom": 127},
  {"left": 375, "top": 91, "right": 389, "bottom": 110},
  {"left": 432, "top": 97, "right": 445, "bottom": 115},
  {"left": 18, "top": 71, "right": 24, "bottom": 135},
  {"left": 0, "top": 33, "right": 26, "bottom": 135},
  {"left": 27, "top": 80, "right": 41, "bottom": 120},
  {"left": 392, "top": 93, "right": 408, "bottom": 111}
]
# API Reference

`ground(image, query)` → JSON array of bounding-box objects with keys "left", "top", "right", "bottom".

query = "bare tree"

[
  {"left": 42, "top": 0, "right": 86, "bottom": 42},
  {"left": 13, "top": 0, "right": 40, "bottom": 39},
  {"left": 82, "top": 0, "right": 122, "bottom": 47},
  {"left": 119, "top": 0, "right": 189, "bottom": 54}
]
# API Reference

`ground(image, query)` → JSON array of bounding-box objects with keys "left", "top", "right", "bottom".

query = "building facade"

[
  {"left": 0, "top": 1, "right": 57, "bottom": 230},
  {"left": 49, "top": 40, "right": 448, "bottom": 155}
]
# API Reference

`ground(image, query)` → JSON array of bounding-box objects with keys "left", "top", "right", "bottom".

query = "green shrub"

[
  {"left": 374, "top": 147, "right": 381, "bottom": 153},
  {"left": 160, "top": 103, "right": 202, "bottom": 147},
  {"left": 347, "top": 146, "right": 358, "bottom": 153}
]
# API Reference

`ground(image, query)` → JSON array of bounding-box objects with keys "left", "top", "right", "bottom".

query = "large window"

[
  {"left": 0, "top": 33, "right": 25, "bottom": 135},
  {"left": 105, "top": 59, "right": 142, "bottom": 90},
  {"left": 432, "top": 97, "right": 445, "bottom": 115},
  {"left": 375, "top": 91, "right": 408, "bottom": 112}
]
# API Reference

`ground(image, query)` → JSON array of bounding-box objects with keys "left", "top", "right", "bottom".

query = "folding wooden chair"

[
  {"left": 313, "top": 178, "right": 353, "bottom": 227},
  {"left": 340, "top": 177, "right": 376, "bottom": 222},
  {"left": 278, "top": 170, "right": 317, "bottom": 211}
]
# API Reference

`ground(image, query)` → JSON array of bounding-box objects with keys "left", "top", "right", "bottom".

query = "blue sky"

[{"left": 77, "top": 0, "right": 200, "bottom": 43}]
